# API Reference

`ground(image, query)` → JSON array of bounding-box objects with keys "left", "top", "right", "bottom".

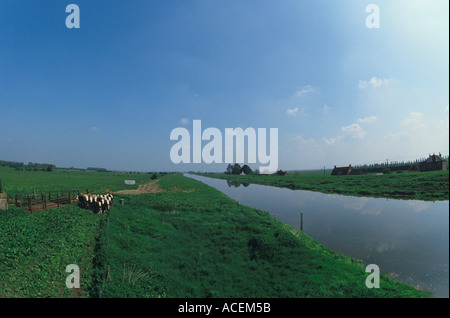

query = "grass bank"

[
  {"left": 0, "top": 168, "right": 430, "bottom": 297},
  {"left": 99, "top": 174, "right": 429, "bottom": 297},
  {"left": 195, "top": 170, "right": 449, "bottom": 201}
]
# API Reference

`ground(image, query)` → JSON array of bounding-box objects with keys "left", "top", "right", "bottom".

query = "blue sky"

[{"left": 0, "top": 0, "right": 448, "bottom": 172}]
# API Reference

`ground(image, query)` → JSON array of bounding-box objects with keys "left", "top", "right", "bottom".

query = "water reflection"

[
  {"left": 186, "top": 173, "right": 449, "bottom": 298},
  {"left": 226, "top": 180, "right": 250, "bottom": 188}
]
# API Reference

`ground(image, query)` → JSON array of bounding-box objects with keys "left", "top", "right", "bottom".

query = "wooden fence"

[{"left": 9, "top": 190, "right": 89, "bottom": 214}]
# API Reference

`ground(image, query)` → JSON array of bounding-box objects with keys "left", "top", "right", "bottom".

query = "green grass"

[
  {"left": 100, "top": 174, "right": 429, "bottom": 298},
  {"left": 0, "top": 168, "right": 431, "bottom": 298},
  {"left": 196, "top": 170, "right": 449, "bottom": 201},
  {"left": 0, "top": 205, "right": 102, "bottom": 297},
  {"left": 0, "top": 166, "right": 158, "bottom": 195}
]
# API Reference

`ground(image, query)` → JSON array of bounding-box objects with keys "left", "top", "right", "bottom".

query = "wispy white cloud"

[
  {"left": 322, "top": 104, "right": 330, "bottom": 115},
  {"left": 91, "top": 126, "right": 99, "bottom": 132},
  {"left": 323, "top": 135, "right": 344, "bottom": 145},
  {"left": 359, "top": 77, "right": 392, "bottom": 89},
  {"left": 402, "top": 112, "right": 425, "bottom": 130},
  {"left": 294, "top": 85, "right": 315, "bottom": 97},
  {"left": 286, "top": 107, "right": 299, "bottom": 116},
  {"left": 342, "top": 123, "right": 367, "bottom": 139},
  {"left": 323, "top": 120, "right": 368, "bottom": 145},
  {"left": 383, "top": 131, "right": 407, "bottom": 140},
  {"left": 180, "top": 118, "right": 189, "bottom": 125},
  {"left": 294, "top": 134, "right": 316, "bottom": 145},
  {"left": 357, "top": 116, "right": 378, "bottom": 124}
]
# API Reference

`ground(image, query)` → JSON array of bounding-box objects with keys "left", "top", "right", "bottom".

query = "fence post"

[
  {"left": 29, "top": 197, "right": 32, "bottom": 214},
  {"left": 15, "top": 194, "right": 18, "bottom": 206}
]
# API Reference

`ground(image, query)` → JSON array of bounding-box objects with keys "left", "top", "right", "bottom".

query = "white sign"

[{"left": 124, "top": 180, "right": 136, "bottom": 185}]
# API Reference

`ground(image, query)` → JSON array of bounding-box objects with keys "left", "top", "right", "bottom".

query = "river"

[{"left": 185, "top": 173, "right": 449, "bottom": 298}]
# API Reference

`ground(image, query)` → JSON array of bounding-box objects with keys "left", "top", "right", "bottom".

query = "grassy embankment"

[
  {"left": 0, "top": 167, "right": 430, "bottom": 297},
  {"left": 99, "top": 174, "right": 428, "bottom": 297},
  {"left": 196, "top": 170, "right": 449, "bottom": 201}
]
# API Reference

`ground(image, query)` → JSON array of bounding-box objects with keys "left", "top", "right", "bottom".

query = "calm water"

[{"left": 186, "top": 174, "right": 449, "bottom": 298}]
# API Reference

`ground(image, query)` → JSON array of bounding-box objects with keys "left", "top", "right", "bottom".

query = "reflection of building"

[
  {"left": 419, "top": 154, "right": 447, "bottom": 172},
  {"left": 331, "top": 165, "right": 352, "bottom": 175}
]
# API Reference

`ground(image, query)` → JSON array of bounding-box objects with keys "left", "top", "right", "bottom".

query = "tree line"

[
  {"left": 352, "top": 154, "right": 449, "bottom": 173},
  {"left": 0, "top": 160, "right": 56, "bottom": 172}
]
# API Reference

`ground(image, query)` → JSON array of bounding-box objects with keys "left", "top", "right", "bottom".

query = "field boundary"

[{"left": 8, "top": 189, "right": 89, "bottom": 213}]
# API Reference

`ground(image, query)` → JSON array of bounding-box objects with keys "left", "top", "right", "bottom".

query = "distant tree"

[
  {"left": 274, "top": 170, "right": 287, "bottom": 176},
  {"left": 254, "top": 168, "right": 260, "bottom": 175},
  {"left": 231, "top": 163, "right": 242, "bottom": 175},
  {"left": 46, "top": 165, "right": 54, "bottom": 172},
  {"left": 225, "top": 164, "right": 233, "bottom": 174},
  {"left": 0, "top": 178, "right": 3, "bottom": 193},
  {"left": 151, "top": 173, "right": 158, "bottom": 180},
  {"left": 241, "top": 164, "right": 253, "bottom": 175}
]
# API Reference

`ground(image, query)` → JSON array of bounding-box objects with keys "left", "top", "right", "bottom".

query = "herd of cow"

[{"left": 76, "top": 193, "right": 114, "bottom": 214}]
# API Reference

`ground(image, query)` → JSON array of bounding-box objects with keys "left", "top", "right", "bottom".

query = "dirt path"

[{"left": 114, "top": 180, "right": 164, "bottom": 195}]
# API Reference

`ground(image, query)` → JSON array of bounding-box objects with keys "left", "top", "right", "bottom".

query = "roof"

[
  {"left": 423, "top": 154, "right": 446, "bottom": 163},
  {"left": 333, "top": 166, "right": 351, "bottom": 171},
  {"left": 331, "top": 165, "right": 352, "bottom": 175}
]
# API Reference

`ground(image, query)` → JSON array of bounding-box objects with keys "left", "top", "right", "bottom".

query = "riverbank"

[
  {"left": 195, "top": 170, "right": 449, "bottom": 201},
  {"left": 0, "top": 169, "right": 430, "bottom": 297},
  {"left": 99, "top": 174, "right": 429, "bottom": 297}
]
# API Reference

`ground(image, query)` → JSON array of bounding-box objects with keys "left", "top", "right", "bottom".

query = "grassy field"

[
  {"left": 195, "top": 170, "right": 449, "bottom": 201},
  {"left": 0, "top": 166, "right": 159, "bottom": 195},
  {"left": 0, "top": 168, "right": 430, "bottom": 298}
]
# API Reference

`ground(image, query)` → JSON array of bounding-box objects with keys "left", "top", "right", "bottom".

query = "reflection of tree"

[{"left": 226, "top": 180, "right": 245, "bottom": 188}]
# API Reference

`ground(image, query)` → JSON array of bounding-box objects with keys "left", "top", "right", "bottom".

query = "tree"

[
  {"left": 46, "top": 165, "right": 54, "bottom": 172},
  {"left": 231, "top": 163, "right": 242, "bottom": 175},
  {"left": 225, "top": 164, "right": 233, "bottom": 174},
  {"left": 151, "top": 173, "right": 158, "bottom": 180},
  {"left": 241, "top": 164, "right": 253, "bottom": 175},
  {"left": 274, "top": 170, "right": 287, "bottom": 176},
  {"left": 0, "top": 178, "right": 3, "bottom": 193}
]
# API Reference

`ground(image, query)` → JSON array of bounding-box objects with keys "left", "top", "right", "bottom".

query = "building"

[
  {"left": 331, "top": 165, "right": 352, "bottom": 176},
  {"left": 331, "top": 164, "right": 367, "bottom": 176},
  {"left": 419, "top": 153, "right": 447, "bottom": 172}
]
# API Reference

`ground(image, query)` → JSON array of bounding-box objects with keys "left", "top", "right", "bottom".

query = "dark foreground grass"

[
  {"left": 99, "top": 174, "right": 429, "bottom": 298},
  {"left": 196, "top": 170, "right": 449, "bottom": 201},
  {"left": 0, "top": 206, "right": 102, "bottom": 297}
]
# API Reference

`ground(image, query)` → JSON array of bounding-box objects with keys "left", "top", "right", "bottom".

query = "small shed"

[
  {"left": 419, "top": 154, "right": 447, "bottom": 172},
  {"left": 331, "top": 165, "right": 352, "bottom": 176}
]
